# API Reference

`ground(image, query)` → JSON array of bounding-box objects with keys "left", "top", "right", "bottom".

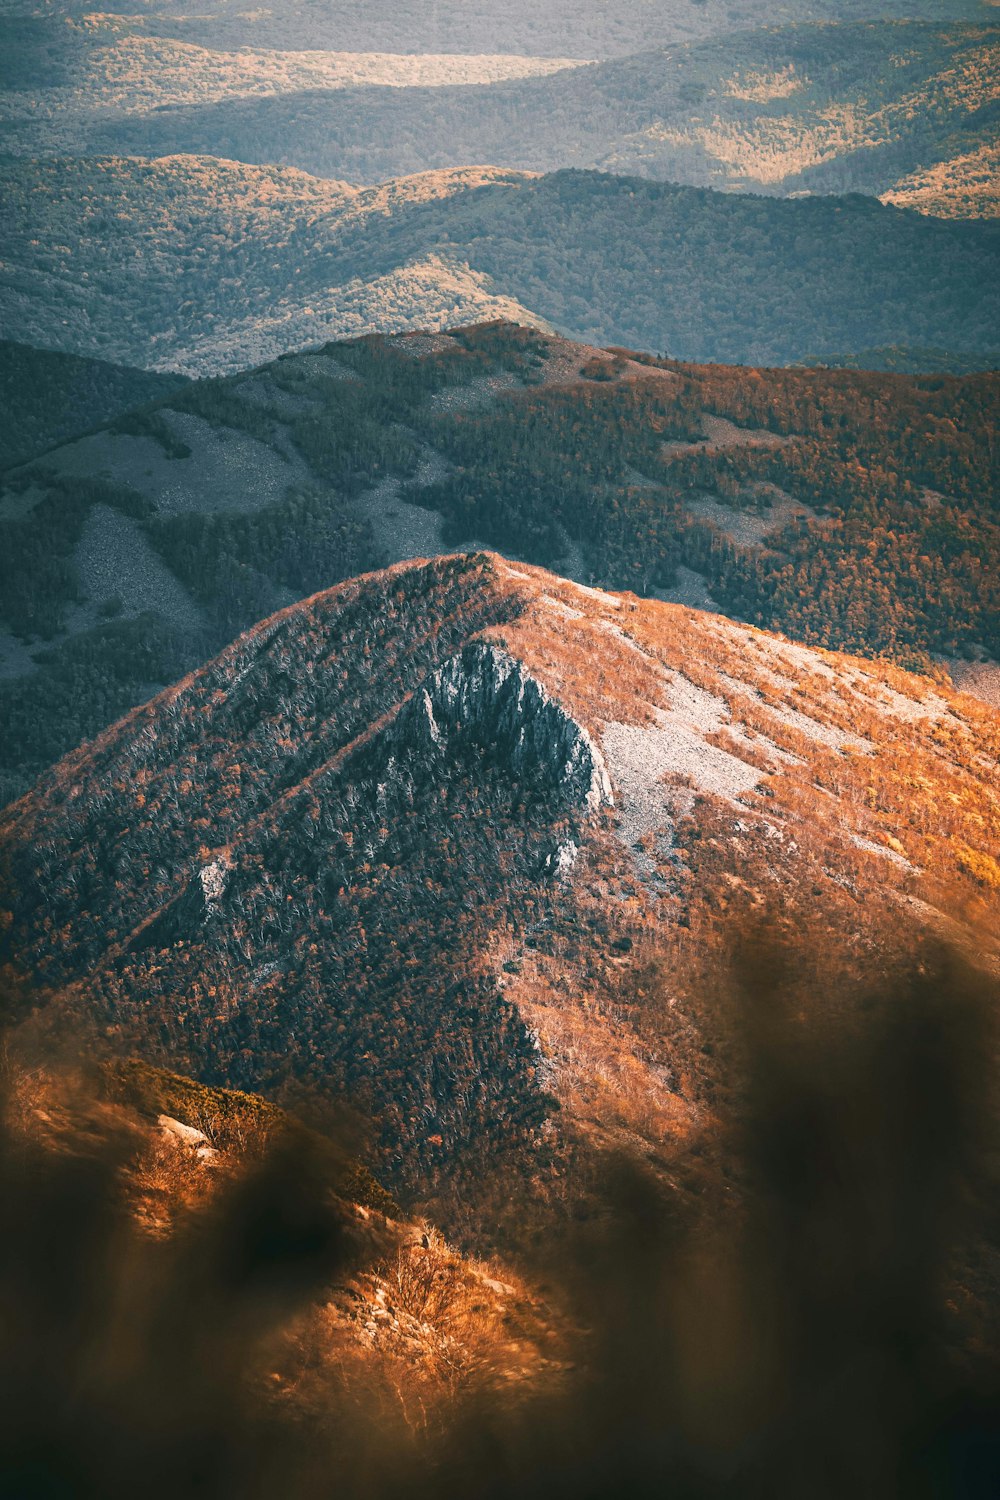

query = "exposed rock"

[
  {"left": 391, "top": 642, "right": 613, "bottom": 814},
  {"left": 157, "top": 1113, "right": 219, "bottom": 1163},
  {"left": 545, "top": 839, "right": 580, "bottom": 877},
  {"left": 130, "top": 854, "right": 230, "bottom": 953},
  {"left": 199, "top": 858, "right": 230, "bottom": 910}
]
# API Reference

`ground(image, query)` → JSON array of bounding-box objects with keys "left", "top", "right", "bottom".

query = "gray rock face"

[
  {"left": 127, "top": 643, "right": 612, "bottom": 954},
  {"left": 391, "top": 642, "right": 613, "bottom": 814}
]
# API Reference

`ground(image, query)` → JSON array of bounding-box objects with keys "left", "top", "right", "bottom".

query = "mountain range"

[
  {"left": 3, "top": 157, "right": 999, "bottom": 378},
  {"left": 26, "top": 19, "right": 993, "bottom": 214},
  {"left": 2, "top": 322, "right": 996, "bottom": 804},
  {"left": 5, "top": 1, "right": 987, "bottom": 66}
]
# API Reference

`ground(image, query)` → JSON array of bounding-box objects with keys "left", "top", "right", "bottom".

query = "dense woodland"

[
  {"left": 0, "top": 324, "right": 997, "bottom": 802},
  {"left": 0, "top": 341, "right": 186, "bottom": 471},
  {"left": 416, "top": 339, "right": 1000, "bottom": 665},
  {"left": 3, "top": 158, "right": 999, "bottom": 376},
  {"left": 1, "top": 558, "right": 563, "bottom": 1192},
  {"left": 432, "top": 172, "right": 1000, "bottom": 365}
]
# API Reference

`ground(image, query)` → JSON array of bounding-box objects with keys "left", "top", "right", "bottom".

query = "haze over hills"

[
  {"left": 3, "top": 2, "right": 1000, "bottom": 1487},
  {"left": 3, "top": 156, "right": 999, "bottom": 378},
  {"left": 1, "top": 323, "right": 996, "bottom": 805},
  {"left": 5, "top": 0, "right": 987, "bottom": 61},
  {"left": 37, "top": 20, "right": 996, "bottom": 216}
]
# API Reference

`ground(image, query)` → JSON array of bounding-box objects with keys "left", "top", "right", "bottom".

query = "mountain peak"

[{"left": 2, "top": 551, "right": 998, "bottom": 1199}]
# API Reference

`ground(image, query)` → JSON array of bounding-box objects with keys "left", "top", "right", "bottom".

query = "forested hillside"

[
  {"left": 3, "top": 552, "right": 998, "bottom": 1216},
  {"left": 74, "top": 22, "right": 999, "bottom": 213},
  {"left": 0, "top": 340, "right": 188, "bottom": 469},
  {"left": 0, "top": 323, "right": 996, "bottom": 804},
  {"left": 4, "top": 1, "right": 984, "bottom": 68},
  {"left": 2, "top": 157, "right": 998, "bottom": 376}
]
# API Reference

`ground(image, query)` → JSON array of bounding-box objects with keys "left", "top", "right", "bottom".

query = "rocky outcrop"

[
  {"left": 390, "top": 642, "right": 613, "bottom": 814},
  {"left": 128, "top": 855, "right": 232, "bottom": 953}
]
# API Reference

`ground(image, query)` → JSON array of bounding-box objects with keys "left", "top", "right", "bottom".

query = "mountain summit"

[{"left": 3, "top": 552, "right": 997, "bottom": 1209}]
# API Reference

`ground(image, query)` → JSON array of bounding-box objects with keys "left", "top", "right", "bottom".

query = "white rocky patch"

[
  {"left": 946, "top": 658, "right": 1000, "bottom": 712},
  {"left": 602, "top": 670, "right": 775, "bottom": 881},
  {"left": 849, "top": 833, "right": 915, "bottom": 871},
  {"left": 431, "top": 370, "right": 523, "bottom": 412},
  {"left": 545, "top": 839, "right": 580, "bottom": 876},
  {"left": 715, "top": 668, "right": 865, "bottom": 754},
  {"left": 199, "top": 859, "right": 230, "bottom": 910},
  {"left": 157, "top": 1114, "right": 219, "bottom": 1163},
  {"left": 541, "top": 594, "right": 584, "bottom": 621},
  {"left": 351, "top": 475, "right": 447, "bottom": 566},
  {"left": 73, "top": 504, "right": 204, "bottom": 631},
  {"left": 567, "top": 580, "right": 622, "bottom": 608},
  {"left": 844, "top": 672, "right": 952, "bottom": 726}
]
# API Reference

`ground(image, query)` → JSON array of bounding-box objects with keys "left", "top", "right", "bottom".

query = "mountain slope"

[
  {"left": 3, "top": 552, "right": 998, "bottom": 1209},
  {"left": 0, "top": 339, "right": 188, "bottom": 470},
  {"left": 883, "top": 138, "right": 1000, "bottom": 218},
  {"left": 1, "top": 323, "right": 996, "bottom": 801},
  {"left": 2, "top": 156, "right": 999, "bottom": 377},
  {"left": 74, "top": 22, "right": 999, "bottom": 214}
]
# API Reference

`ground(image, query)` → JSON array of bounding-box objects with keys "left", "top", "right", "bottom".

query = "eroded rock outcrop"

[{"left": 390, "top": 642, "right": 613, "bottom": 814}]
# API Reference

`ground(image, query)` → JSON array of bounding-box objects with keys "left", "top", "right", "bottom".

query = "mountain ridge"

[
  {"left": 4, "top": 550, "right": 998, "bottom": 1215},
  {"left": 4, "top": 155, "right": 999, "bottom": 376},
  {"left": 1, "top": 321, "right": 996, "bottom": 804},
  {"left": 64, "top": 21, "right": 998, "bottom": 215}
]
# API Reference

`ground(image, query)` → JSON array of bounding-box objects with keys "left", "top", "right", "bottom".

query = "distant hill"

[
  {"left": 0, "top": 340, "right": 188, "bottom": 470},
  {"left": 882, "top": 138, "right": 1000, "bottom": 219},
  {"left": 2, "top": 156, "right": 998, "bottom": 378},
  {"left": 5, "top": 1, "right": 984, "bottom": 64},
  {"left": 802, "top": 344, "right": 1000, "bottom": 374},
  {"left": 1, "top": 323, "right": 995, "bottom": 804},
  {"left": 67, "top": 22, "right": 999, "bottom": 215}
]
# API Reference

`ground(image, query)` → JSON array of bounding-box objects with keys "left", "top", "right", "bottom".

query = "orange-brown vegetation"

[
  {"left": 2, "top": 552, "right": 997, "bottom": 1237},
  {"left": 2, "top": 939, "right": 998, "bottom": 1499}
]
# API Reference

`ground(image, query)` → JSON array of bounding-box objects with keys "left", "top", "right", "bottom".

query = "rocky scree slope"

[{"left": 2, "top": 552, "right": 998, "bottom": 1212}]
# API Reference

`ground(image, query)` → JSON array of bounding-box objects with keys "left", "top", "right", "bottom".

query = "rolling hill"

[
  {"left": 2, "top": 156, "right": 999, "bottom": 378},
  {"left": 0, "top": 340, "right": 188, "bottom": 470},
  {"left": 4, "top": 1, "right": 985, "bottom": 67},
  {"left": 3, "top": 550, "right": 998, "bottom": 1219},
  {"left": 58, "top": 21, "right": 999, "bottom": 215},
  {"left": 1, "top": 323, "right": 996, "bottom": 803}
]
